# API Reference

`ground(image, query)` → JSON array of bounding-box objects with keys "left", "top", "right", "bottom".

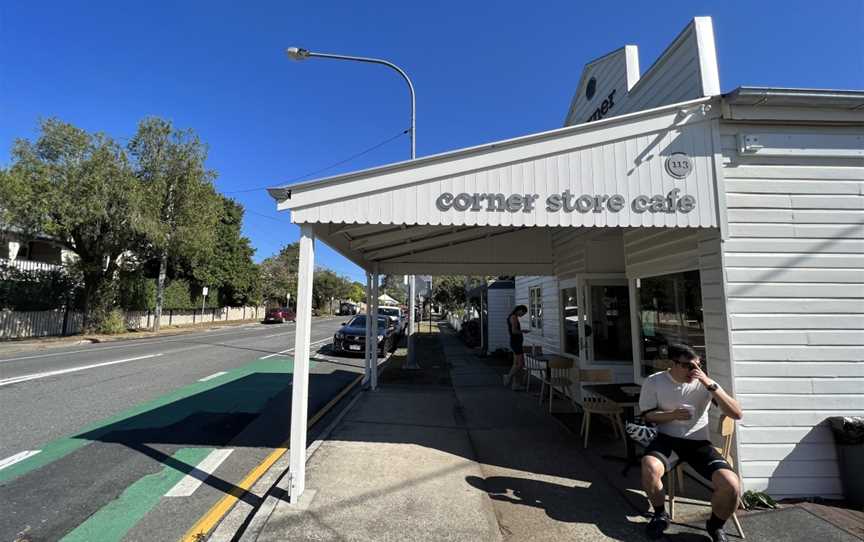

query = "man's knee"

[
  {"left": 713, "top": 469, "right": 740, "bottom": 497},
  {"left": 642, "top": 455, "right": 665, "bottom": 480}
]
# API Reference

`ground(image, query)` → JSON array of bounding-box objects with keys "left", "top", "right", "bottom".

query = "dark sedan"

[{"left": 333, "top": 314, "right": 396, "bottom": 356}]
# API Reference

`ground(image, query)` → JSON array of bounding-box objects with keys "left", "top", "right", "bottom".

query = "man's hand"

[{"left": 689, "top": 367, "right": 714, "bottom": 388}]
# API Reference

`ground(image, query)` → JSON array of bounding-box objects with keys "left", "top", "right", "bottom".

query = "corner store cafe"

[{"left": 268, "top": 17, "right": 864, "bottom": 505}]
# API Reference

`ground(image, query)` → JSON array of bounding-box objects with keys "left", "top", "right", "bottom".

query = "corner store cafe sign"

[{"left": 435, "top": 188, "right": 696, "bottom": 215}]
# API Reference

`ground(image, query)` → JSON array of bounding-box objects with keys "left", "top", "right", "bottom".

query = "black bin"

[{"left": 828, "top": 416, "right": 864, "bottom": 506}]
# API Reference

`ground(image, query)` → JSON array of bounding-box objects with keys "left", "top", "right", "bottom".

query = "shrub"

[{"left": 96, "top": 309, "right": 126, "bottom": 334}]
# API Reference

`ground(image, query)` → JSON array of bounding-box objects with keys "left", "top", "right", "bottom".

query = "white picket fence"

[{"left": 0, "top": 306, "right": 265, "bottom": 340}]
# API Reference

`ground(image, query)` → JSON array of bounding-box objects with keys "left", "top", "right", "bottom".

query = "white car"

[{"left": 377, "top": 306, "right": 405, "bottom": 335}]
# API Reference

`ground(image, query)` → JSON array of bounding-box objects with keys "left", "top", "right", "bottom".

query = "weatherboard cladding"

[
  {"left": 720, "top": 121, "right": 864, "bottom": 499},
  {"left": 289, "top": 108, "right": 719, "bottom": 229}
]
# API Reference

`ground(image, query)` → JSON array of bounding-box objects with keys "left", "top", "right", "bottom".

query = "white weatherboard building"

[{"left": 269, "top": 17, "right": 863, "bottom": 503}]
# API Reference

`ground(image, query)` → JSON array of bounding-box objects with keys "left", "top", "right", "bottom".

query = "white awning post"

[
  {"left": 364, "top": 271, "right": 372, "bottom": 387},
  {"left": 406, "top": 275, "right": 417, "bottom": 369},
  {"left": 371, "top": 263, "right": 380, "bottom": 390},
  {"left": 288, "top": 225, "right": 315, "bottom": 504}
]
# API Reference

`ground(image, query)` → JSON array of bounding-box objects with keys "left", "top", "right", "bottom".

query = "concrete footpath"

[
  {"left": 242, "top": 325, "right": 649, "bottom": 541},
  {"left": 238, "top": 323, "right": 864, "bottom": 542}
]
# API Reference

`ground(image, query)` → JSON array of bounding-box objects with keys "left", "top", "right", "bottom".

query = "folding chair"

[
  {"left": 523, "top": 345, "right": 544, "bottom": 392},
  {"left": 541, "top": 356, "right": 574, "bottom": 413},
  {"left": 580, "top": 369, "right": 625, "bottom": 452},
  {"left": 666, "top": 415, "right": 746, "bottom": 539}
]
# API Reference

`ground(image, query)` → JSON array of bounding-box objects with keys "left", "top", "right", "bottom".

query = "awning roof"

[{"left": 268, "top": 97, "right": 723, "bottom": 274}]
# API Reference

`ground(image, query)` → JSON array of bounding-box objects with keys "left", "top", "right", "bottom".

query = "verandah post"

[
  {"left": 364, "top": 271, "right": 373, "bottom": 387},
  {"left": 371, "top": 262, "right": 379, "bottom": 391},
  {"left": 288, "top": 224, "right": 315, "bottom": 504}
]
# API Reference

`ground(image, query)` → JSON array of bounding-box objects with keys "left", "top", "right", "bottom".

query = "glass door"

[{"left": 584, "top": 279, "right": 633, "bottom": 363}]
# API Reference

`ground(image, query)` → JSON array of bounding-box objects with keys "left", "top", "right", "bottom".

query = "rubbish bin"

[{"left": 828, "top": 416, "right": 864, "bottom": 506}]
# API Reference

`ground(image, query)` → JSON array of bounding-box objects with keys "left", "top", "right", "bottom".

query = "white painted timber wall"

[
  {"left": 487, "top": 288, "right": 515, "bottom": 353},
  {"left": 720, "top": 122, "right": 864, "bottom": 499},
  {"left": 515, "top": 276, "right": 561, "bottom": 355}
]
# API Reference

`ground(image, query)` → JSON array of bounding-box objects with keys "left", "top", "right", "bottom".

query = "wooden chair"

[
  {"left": 523, "top": 345, "right": 544, "bottom": 392},
  {"left": 580, "top": 369, "right": 626, "bottom": 451},
  {"left": 539, "top": 356, "right": 574, "bottom": 413},
  {"left": 666, "top": 415, "right": 745, "bottom": 539}
]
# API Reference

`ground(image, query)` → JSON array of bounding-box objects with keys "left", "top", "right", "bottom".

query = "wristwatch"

[{"left": 706, "top": 382, "right": 719, "bottom": 392}]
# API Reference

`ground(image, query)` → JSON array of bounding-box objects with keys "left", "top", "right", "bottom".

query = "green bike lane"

[{"left": 0, "top": 337, "right": 365, "bottom": 542}]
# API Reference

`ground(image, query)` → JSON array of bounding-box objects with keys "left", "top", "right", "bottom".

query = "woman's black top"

[{"left": 507, "top": 314, "right": 524, "bottom": 353}]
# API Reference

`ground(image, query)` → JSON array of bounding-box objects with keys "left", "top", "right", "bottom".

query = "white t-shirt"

[{"left": 638, "top": 371, "right": 712, "bottom": 441}]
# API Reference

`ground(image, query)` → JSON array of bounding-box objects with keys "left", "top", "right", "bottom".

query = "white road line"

[
  {"left": 0, "top": 354, "right": 163, "bottom": 387},
  {"left": 0, "top": 450, "right": 41, "bottom": 471},
  {"left": 0, "top": 324, "right": 283, "bottom": 363},
  {"left": 165, "top": 449, "right": 234, "bottom": 497},
  {"left": 198, "top": 371, "right": 228, "bottom": 382},
  {"left": 260, "top": 337, "right": 331, "bottom": 359}
]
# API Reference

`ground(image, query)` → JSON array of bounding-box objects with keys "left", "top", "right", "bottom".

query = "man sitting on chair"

[{"left": 639, "top": 343, "right": 743, "bottom": 542}]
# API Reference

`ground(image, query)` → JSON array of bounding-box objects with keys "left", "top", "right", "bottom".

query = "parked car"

[
  {"left": 265, "top": 307, "right": 295, "bottom": 323},
  {"left": 333, "top": 314, "right": 396, "bottom": 356},
  {"left": 377, "top": 306, "right": 405, "bottom": 335}
]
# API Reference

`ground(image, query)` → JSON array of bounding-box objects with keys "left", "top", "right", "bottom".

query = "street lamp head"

[{"left": 286, "top": 47, "right": 311, "bottom": 61}]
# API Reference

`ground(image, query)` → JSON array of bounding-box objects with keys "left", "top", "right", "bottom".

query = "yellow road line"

[{"left": 180, "top": 374, "right": 363, "bottom": 542}]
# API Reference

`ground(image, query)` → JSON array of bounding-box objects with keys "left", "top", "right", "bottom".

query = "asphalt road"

[{"left": 0, "top": 317, "right": 367, "bottom": 542}]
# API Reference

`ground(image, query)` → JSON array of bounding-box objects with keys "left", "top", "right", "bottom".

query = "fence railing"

[
  {"left": 0, "top": 306, "right": 265, "bottom": 340},
  {"left": 0, "top": 258, "right": 66, "bottom": 273}
]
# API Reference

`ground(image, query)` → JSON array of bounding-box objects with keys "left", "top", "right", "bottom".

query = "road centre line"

[
  {"left": 165, "top": 449, "right": 234, "bottom": 497},
  {"left": 0, "top": 450, "right": 41, "bottom": 471},
  {"left": 260, "top": 337, "right": 332, "bottom": 359},
  {"left": 0, "top": 354, "right": 163, "bottom": 387},
  {"left": 198, "top": 371, "right": 228, "bottom": 382}
]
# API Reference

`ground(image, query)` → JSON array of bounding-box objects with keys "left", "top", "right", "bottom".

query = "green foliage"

[
  {"left": 312, "top": 268, "right": 352, "bottom": 310},
  {"left": 741, "top": 490, "right": 778, "bottom": 510},
  {"left": 205, "top": 197, "right": 260, "bottom": 306},
  {"left": 0, "top": 263, "right": 82, "bottom": 311},
  {"left": 118, "top": 270, "right": 156, "bottom": 311},
  {"left": 162, "top": 280, "right": 192, "bottom": 309},
  {"left": 96, "top": 309, "right": 126, "bottom": 334},
  {"left": 0, "top": 119, "right": 143, "bottom": 331},
  {"left": 347, "top": 282, "right": 366, "bottom": 303},
  {"left": 380, "top": 274, "right": 407, "bottom": 304}
]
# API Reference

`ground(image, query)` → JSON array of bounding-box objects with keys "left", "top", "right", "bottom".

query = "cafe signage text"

[{"left": 435, "top": 188, "right": 696, "bottom": 214}]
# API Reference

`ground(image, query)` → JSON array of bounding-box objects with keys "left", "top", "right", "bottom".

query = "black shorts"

[
  {"left": 509, "top": 335, "right": 524, "bottom": 354},
  {"left": 645, "top": 433, "right": 733, "bottom": 481}
]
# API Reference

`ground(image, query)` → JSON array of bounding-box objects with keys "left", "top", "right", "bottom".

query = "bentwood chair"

[
  {"left": 523, "top": 345, "right": 544, "bottom": 392},
  {"left": 580, "top": 369, "right": 626, "bottom": 451},
  {"left": 666, "top": 415, "right": 746, "bottom": 539},
  {"left": 540, "top": 356, "right": 574, "bottom": 413}
]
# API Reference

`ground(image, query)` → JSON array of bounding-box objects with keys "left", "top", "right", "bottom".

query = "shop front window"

[
  {"left": 529, "top": 287, "right": 543, "bottom": 330},
  {"left": 638, "top": 270, "right": 704, "bottom": 377}
]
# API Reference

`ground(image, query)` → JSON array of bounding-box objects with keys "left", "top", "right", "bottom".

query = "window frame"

[{"left": 528, "top": 286, "right": 543, "bottom": 331}]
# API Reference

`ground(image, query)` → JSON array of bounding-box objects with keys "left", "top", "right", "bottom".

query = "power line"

[{"left": 226, "top": 128, "right": 408, "bottom": 195}]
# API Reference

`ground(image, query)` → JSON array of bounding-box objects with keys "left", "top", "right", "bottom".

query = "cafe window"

[
  {"left": 637, "top": 270, "right": 705, "bottom": 377},
  {"left": 561, "top": 287, "right": 580, "bottom": 356},
  {"left": 529, "top": 287, "right": 543, "bottom": 330}
]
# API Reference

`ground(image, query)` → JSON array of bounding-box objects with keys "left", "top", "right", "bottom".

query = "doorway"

[{"left": 583, "top": 279, "right": 633, "bottom": 364}]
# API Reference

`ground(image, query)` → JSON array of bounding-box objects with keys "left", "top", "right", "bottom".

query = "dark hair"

[
  {"left": 510, "top": 305, "right": 528, "bottom": 317},
  {"left": 668, "top": 343, "right": 698, "bottom": 362}
]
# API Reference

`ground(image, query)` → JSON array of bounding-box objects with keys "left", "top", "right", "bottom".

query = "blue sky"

[{"left": 2, "top": 1, "right": 862, "bottom": 282}]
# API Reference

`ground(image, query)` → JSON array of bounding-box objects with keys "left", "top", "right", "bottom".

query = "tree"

[
  {"left": 259, "top": 243, "right": 299, "bottom": 306},
  {"left": 380, "top": 274, "right": 407, "bottom": 304},
  {"left": 203, "top": 196, "right": 260, "bottom": 306},
  {"left": 0, "top": 119, "right": 143, "bottom": 331},
  {"left": 312, "top": 268, "right": 351, "bottom": 312},
  {"left": 128, "top": 117, "right": 220, "bottom": 331},
  {"left": 347, "top": 281, "right": 365, "bottom": 303}
]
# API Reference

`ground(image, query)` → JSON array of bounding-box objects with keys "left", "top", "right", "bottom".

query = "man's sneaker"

[
  {"left": 646, "top": 511, "right": 670, "bottom": 539},
  {"left": 706, "top": 522, "right": 728, "bottom": 542}
]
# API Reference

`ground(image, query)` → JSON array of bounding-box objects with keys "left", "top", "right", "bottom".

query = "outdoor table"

[{"left": 582, "top": 382, "right": 642, "bottom": 475}]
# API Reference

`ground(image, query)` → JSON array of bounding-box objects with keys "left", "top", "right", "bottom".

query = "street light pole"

[{"left": 286, "top": 46, "right": 419, "bottom": 368}]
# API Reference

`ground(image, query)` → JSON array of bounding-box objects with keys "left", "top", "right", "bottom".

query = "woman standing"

[{"left": 503, "top": 305, "right": 529, "bottom": 388}]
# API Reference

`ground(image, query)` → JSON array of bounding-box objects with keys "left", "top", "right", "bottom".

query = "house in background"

[{"left": 1, "top": 228, "right": 76, "bottom": 271}]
